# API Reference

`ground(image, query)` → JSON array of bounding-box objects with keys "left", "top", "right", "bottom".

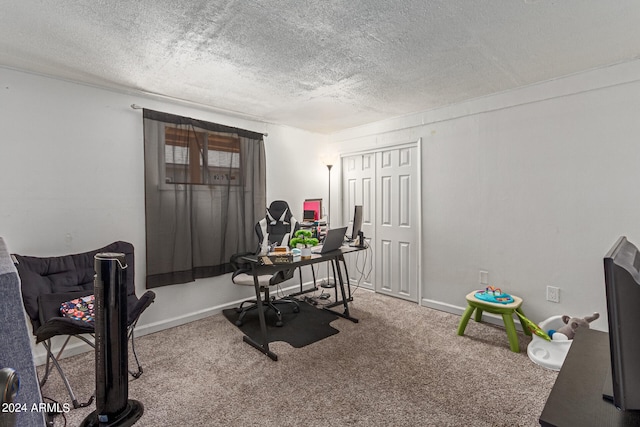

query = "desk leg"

[
  {"left": 325, "top": 256, "right": 354, "bottom": 307},
  {"left": 324, "top": 255, "right": 359, "bottom": 323},
  {"left": 242, "top": 264, "right": 278, "bottom": 361},
  {"left": 340, "top": 256, "right": 353, "bottom": 301},
  {"left": 331, "top": 259, "right": 338, "bottom": 301},
  {"left": 289, "top": 266, "right": 318, "bottom": 298},
  {"left": 329, "top": 257, "right": 354, "bottom": 302}
]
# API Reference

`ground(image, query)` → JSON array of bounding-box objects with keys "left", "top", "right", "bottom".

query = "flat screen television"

[{"left": 603, "top": 236, "right": 640, "bottom": 410}]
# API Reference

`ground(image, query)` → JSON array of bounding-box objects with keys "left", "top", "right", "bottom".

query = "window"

[
  {"left": 143, "top": 108, "right": 266, "bottom": 289},
  {"left": 164, "top": 126, "right": 241, "bottom": 185}
]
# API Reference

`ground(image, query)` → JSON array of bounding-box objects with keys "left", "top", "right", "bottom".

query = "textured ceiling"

[{"left": 1, "top": 1, "right": 639, "bottom": 133}]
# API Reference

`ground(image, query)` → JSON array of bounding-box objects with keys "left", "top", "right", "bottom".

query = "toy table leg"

[
  {"left": 457, "top": 305, "right": 476, "bottom": 336},
  {"left": 502, "top": 313, "right": 520, "bottom": 352}
]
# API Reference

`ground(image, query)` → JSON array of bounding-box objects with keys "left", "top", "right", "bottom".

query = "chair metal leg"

[
  {"left": 39, "top": 329, "right": 145, "bottom": 409},
  {"left": 265, "top": 301, "right": 284, "bottom": 327},
  {"left": 236, "top": 304, "right": 257, "bottom": 325},
  {"left": 40, "top": 341, "right": 53, "bottom": 388},
  {"left": 237, "top": 299, "right": 258, "bottom": 311},
  {"left": 41, "top": 339, "right": 95, "bottom": 409},
  {"left": 272, "top": 297, "right": 300, "bottom": 310},
  {"left": 54, "top": 335, "right": 73, "bottom": 364},
  {"left": 236, "top": 287, "right": 300, "bottom": 327}
]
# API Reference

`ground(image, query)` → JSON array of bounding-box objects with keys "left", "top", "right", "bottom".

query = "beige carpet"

[{"left": 39, "top": 290, "right": 557, "bottom": 427}]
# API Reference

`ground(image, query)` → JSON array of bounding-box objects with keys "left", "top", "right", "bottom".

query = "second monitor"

[{"left": 350, "top": 205, "right": 363, "bottom": 244}]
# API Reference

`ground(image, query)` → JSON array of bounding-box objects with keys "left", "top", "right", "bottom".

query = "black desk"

[
  {"left": 241, "top": 246, "right": 362, "bottom": 360},
  {"left": 539, "top": 328, "right": 640, "bottom": 427}
]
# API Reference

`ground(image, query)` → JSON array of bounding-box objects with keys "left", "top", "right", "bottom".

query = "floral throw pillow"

[{"left": 60, "top": 294, "right": 95, "bottom": 323}]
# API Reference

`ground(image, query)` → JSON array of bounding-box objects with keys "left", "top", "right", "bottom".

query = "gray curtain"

[{"left": 143, "top": 109, "right": 266, "bottom": 289}]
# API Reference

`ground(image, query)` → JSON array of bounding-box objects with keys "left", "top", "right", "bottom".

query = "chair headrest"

[{"left": 266, "top": 200, "right": 292, "bottom": 225}]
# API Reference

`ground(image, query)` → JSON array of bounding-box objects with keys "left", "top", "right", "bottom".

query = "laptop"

[{"left": 311, "top": 227, "right": 348, "bottom": 254}]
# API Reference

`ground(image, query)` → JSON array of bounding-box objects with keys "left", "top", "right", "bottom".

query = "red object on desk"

[{"left": 303, "top": 199, "right": 322, "bottom": 221}]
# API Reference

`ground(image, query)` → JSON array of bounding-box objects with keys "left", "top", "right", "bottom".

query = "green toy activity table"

[{"left": 457, "top": 291, "right": 531, "bottom": 352}]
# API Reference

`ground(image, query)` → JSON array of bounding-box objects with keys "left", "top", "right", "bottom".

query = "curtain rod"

[{"left": 130, "top": 104, "right": 268, "bottom": 137}]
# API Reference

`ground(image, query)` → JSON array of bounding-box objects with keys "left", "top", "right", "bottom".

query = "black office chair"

[
  {"left": 231, "top": 200, "right": 300, "bottom": 327},
  {"left": 13, "top": 241, "right": 155, "bottom": 409}
]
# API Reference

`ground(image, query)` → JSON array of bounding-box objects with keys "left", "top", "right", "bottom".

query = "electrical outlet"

[
  {"left": 546, "top": 286, "right": 560, "bottom": 303},
  {"left": 479, "top": 270, "right": 489, "bottom": 285}
]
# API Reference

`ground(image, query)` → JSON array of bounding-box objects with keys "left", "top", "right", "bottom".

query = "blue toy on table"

[{"left": 474, "top": 286, "right": 514, "bottom": 304}]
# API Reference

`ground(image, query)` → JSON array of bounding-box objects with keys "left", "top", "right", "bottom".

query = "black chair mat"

[{"left": 223, "top": 299, "right": 340, "bottom": 348}]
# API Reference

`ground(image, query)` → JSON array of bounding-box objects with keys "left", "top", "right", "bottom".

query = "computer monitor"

[
  {"left": 350, "top": 205, "right": 363, "bottom": 240},
  {"left": 603, "top": 236, "right": 640, "bottom": 410}
]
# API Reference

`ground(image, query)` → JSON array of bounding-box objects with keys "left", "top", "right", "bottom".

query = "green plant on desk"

[{"left": 289, "top": 229, "right": 319, "bottom": 248}]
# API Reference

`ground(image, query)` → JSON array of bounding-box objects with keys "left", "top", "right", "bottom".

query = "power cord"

[
  {"left": 303, "top": 296, "right": 318, "bottom": 305},
  {"left": 302, "top": 265, "right": 334, "bottom": 306},
  {"left": 347, "top": 242, "right": 373, "bottom": 297},
  {"left": 42, "top": 395, "right": 68, "bottom": 427}
]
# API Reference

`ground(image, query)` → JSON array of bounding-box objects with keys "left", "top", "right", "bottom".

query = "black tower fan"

[{"left": 81, "top": 253, "right": 143, "bottom": 426}]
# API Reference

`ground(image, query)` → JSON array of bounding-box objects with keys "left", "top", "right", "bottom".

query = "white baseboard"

[
  {"left": 349, "top": 280, "right": 374, "bottom": 291},
  {"left": 420, "top": 298, "right": 524, "bottom": 332},
  {"left": 33, "top": 300, "right": 238, "bottom": 366},
  {"left": 420, "top": 298, "right": 466, "bottom": 315},
  {"left": 35, "top": 286, "right": 518, "bottom": 365},
  {"left": 33, "top": 281, "right": 313, "bottom": 366}
]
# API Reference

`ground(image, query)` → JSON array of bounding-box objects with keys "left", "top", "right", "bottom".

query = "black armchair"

[{"left": 13, "top": 241, "right": 155, "bottom": 409}]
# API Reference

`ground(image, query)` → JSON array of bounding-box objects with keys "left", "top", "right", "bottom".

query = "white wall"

[
  {"left": 0, "top": 67, "right": 327, "bottom": 361},
  {"left": 265, "top": 124, "right": 330, "bottom": 219},
  {"left": 331, "top": 60, "right": 640, "bottom": 330},
  {"left": 5, "top": 57, "right": 640, "bottom": 359}
]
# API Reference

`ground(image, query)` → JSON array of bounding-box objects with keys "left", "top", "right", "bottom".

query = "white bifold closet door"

[
  {"left": 342, "top": 152, "right": 376, "bottom": 291},
  {"left": 342, "top": 143, "right": 419, "bottom": 302}
]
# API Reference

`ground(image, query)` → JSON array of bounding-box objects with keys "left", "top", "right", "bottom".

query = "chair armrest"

[
  {"left": 127, "top": 290, "right": 156, "bottom": 327},
  {"left": 230, "top": 251, "right": 255, "bottom": 272}
]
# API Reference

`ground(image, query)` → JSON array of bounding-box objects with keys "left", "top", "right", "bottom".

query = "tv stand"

[{"left": 539, "top": 328, "right": 640, "bottom": 426}]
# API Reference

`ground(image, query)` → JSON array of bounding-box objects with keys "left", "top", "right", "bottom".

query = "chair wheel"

[
  {"left": 235, "top": 320, "right": 243, "bottom": 326},
  {"left": 276, "top": 320, "right": 283, "bottom": 327},
  {"left": 293, "top": 306, "right": 300, "bottom": 313}
]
